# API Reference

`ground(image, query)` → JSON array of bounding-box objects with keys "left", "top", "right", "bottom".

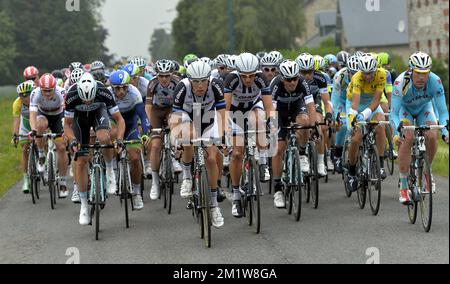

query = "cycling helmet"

[
  {"left": 130, "top": 57, "right": 147, "bottom": 69},
  {"left": 313, "top": 55, "right": 326, "bottom": 71},
  {"left": 39, "top": 74, "right": 57, "bottom": 89},
  {"left": 336, "top": 51, "right": 350, "bottom": 66},
  {"left": 260, "top": 53, "right": 279, "bottom": 67},
  {"left": 324, "top": 54, "right": 338, "bottom": 66},
  {"left": 23, "top": 66, "right": 39, "bottom": 79},
  {"left": 109, "top": 70, "right": 131, "bottom": 86},
  {"left": 347, "top": 55, "right": 360, "bottom": 73},
  {"left": 235, "top": 53, "right": 259, "bottom": 74},
  {"left": 328, "top": 67, "right": 337, "bottom": 77},
  {"left": 378, "top": 52, "right": 391, "bottom": 66},
  {"left": 92, "top": 69, "right": 106, "bottom": 83},
  {"left": 155, "top": 60, "right": 173, "bottom": 75},
  {"left": 256, "top": 51, "right": 267, "bottom": 61},
  {"left": 17, "top": 80, "right": 35, "bottom": 95},
  {"left": 171, "top": 60, "right": 180, "bottom": 72},
  {"left": 91, "top": 60, "right": 106, "bottom": 71},
  {"left": 225, "top": 55, "right": 238, "bottom": 70},
  {"left": 279, "top": 60, "right": 300, "bottom": 79},
  {"left": 269, "top": 51, "right": 284, "bottom": 65},
  {"left": 409, "top": 51, "right": 432, "bottom": 72},
  {"left": 186, "top": 61, "right": 211, "bottom": 80},
  {"left": 200, "top": 57, "right": 214, "bottom": 68},
  {"left": 69, "top": 62, "right": 82, "bottom": 72},
  {"left": 183, "top": 54, "right": 199, "bottom": 69},
  {"left": 77, "top": 73, "right": 98, "bottom": 102},
  {"left": 296, "top": 53, "right": 315, "bottom": 71},
  {"left": 353, "top": 51, "right": 365, "bottom": 58},
  {"left": 123, "top": 64, "right": 140, "bottom": 77},
  {"left": 358, "top": 54, "right": 378, "bottom": 73},
  {"left": 56, "top": 78, "right": 64, "bottom": 88},
  {"left": 214, "top": 54, "right": 228, "bottom": 67},
  {"left": 70, "top": 68, "right": 85, "bottom": 85}
]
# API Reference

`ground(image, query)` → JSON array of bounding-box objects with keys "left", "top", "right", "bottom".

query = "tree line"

[{"left": 0, "top": 0, "right": 111, "bottom": 85}]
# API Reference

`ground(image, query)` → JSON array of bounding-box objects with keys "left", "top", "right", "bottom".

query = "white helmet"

[
  {"left": 187, "top": 60, "right": 211, "bottom": 80},
  {"left": 77, "top": 73, "right": 97, "bottom": 102},
  {"left": 155, "top": 60, "right": 173, "bottom": 74},
  {"left": 200, "top": 57, "right": 214, "bottom": 68},
  {"left": 353, "top": 51, "right": 365, "bottom": 58},
  {"left": 225, "top": 55, "right": 237, "bottom": 70},
  {"left": 70, "top": 68, "right": 85, "bottom": 85},
  {"left": 358, "top": 54, "right": 378, "bottom": 73},
  {"left": 347, "top": 55, "right": 360, "bottom": 73},
  {"left": 235, "top": 53, "right": 259, "bottom": 73},
  {"left": 279, "top": 60, "right": 300, "bottom": 79},
  {"left": 91, "top": 61, "right": 105, "bottom": 71},
  {"left": 130, "top": 57, "right": 147, "bottom": 69},
  {"left": 269, "top": 51, "right": 284, "bottom": 64},
  {"left": 296, "top": 53, "right": 315, "bottom": 71},
  {"left": 260, "top": 53, "right": 279, "bottom": 67},
  {"left": 409, "top": 51, "right": 432, "bottom": 71},
  {"left": 215, "top": 54, "right": 228, "bottom": 67}
]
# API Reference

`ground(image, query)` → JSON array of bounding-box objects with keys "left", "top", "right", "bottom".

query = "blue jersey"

[
  {"left": 391, "top": 71, "right": 448, "bottom": 137},
  {"left": 331, "top": 67, "right": 351, "bottom": 117}
]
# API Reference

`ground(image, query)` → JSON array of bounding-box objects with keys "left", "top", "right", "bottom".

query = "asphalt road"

[{"left": 0, "top": 170, "right": 448, "bottom": 264}]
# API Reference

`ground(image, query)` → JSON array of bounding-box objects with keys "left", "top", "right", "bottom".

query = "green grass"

[
  {"left": 433, "top": 140, "right": 449, "bottom": 177},
  {"left": 0, "top": 87, "right": 22, "bottom": 198}
]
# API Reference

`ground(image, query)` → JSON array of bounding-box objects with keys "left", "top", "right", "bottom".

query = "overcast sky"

[{"left": 101, "top": 0, "right": 179, "bottom": 60}]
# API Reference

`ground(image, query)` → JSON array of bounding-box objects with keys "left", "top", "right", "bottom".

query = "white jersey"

[
  {"left": 137, "top": 77, "right": 150, "bottom": 99},
  {"left": 30, "top": 86, "right": 66, "bottom": 116}
]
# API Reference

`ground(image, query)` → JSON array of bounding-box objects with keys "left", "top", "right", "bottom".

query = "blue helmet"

[
  {"left": 109, "top": 70, "right": 131, "bottom": 86},
  {"left": 324, "top": 54, "right": 338, "bottom": 66},
  {"left": 123, "top": 64, "right": 140, "bottom": 77}
]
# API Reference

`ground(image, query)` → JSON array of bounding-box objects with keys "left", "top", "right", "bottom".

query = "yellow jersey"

[
  {"left": 347, "top": 68, "right": 387, "bottom": 101},
  {"left": 12, "top": 97, "right": 22, "bottom": 118}
]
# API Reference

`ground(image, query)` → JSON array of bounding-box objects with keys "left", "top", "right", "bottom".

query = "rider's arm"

[
  {"left": 111, "top": 112, "right": 125, "bottom": 140},
  {"left": 433, "top": 76, "right": 449, "bottom": 138},
  {"left": 257, "top": 73, "right": 275, "bottom": 119},
  {"left": 223, "top": 73, "right": 236, "bottom": 112},
  {"left": 317, "top": 73, "right": 332, "bottom": 114},
  {"left": 136, "top": 102, "right": 150, "bottom": 135},
  {"left": 29, "top": 90, "right": 38, "bottom": 131},
  {"left": 145, "top": 82, "right": 154, "bottom": 125},
  {"left": 390, "top": 80, "right": 403, "bottom": 136},
  {"left": 64, "top": 116, "right": 75, "bottom": 142},
  {"left": 385, "top": 70, "right": 393, "bottom": 107},
  {"left": 12, "top": 99, "right": 21, "bottom": 135},
  {"left": 212, "top": 79, "right": 227, "bottom": 137},
  {"left": 331, "top": 74, "right": 342, "bottom": 120}
]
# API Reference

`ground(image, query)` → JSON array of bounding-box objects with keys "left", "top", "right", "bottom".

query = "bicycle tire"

[
  {"left": 165, "top": 150, "right": 173, "bottom": 215},
  {"left": 48, "top": 153, "right": 55, "bottom": 210},
  {"left": 121, "top": 160, "right": 130, "bottom": 229},
  {"left": 309, "top": 142, "right": 319, "bottom": 209},
  {"left": 251, "top": 158, "right": 262, "bottom": 234},
  {"left": 28, "top": 146, "right": 37, "bottom": 205},
  {"left": 368, "top": 146, "right": 382, "bottom": 216},
  {"left": 200, "top": 167, "right": 211, "bottom": 248},
  {"left": 419, "top": 157, "right": 433, "bottom": 233},
  {"left": 94, "top": 167, "right": 102, "bottom": 241},
  {"left": 293, "top": 148, "right": 303, "bottom": 222},
  {"left": 342, "top": 140, "right": 352, "bottom": 198},
  {"left": 357, "top": 150, "right": 367, "bottom": 209},
  {"left": 407, "top": 158, "right": 418, "bottom": 224}
]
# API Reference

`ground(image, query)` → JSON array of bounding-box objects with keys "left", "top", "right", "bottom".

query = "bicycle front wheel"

[
  {"left": 407, "top": 158, "right": 418, "bottom": 224},
  {"left": 48, "top": 153, "right": 56, "bottom": 210},
  {"left": 200, "top": 167, "right": 211, "bottom": 248},
  {"left": 368, "top": 147, "right": 382, "bottom": 216},
  {"left": 308, "top": 142, "right": 319, "bottom": 209},
  {"left": 94, "top": 167, "right": 102, "bottom": 241},
  {"left": 357, "top": 151, "right": 367, "bottom": 210},
  {"left": 251, "top": 158, "right": 262, "bottom": 234},
  {"left": 293, "top": 148, "right": 303, "bottom": 222},
  {"left": 165, "top": 150, "right": 174, "bottom": 215},
  {"left": 28, "top": 147, "right": 37, "bottom": 205},
  {"left": 418, "top": 157, "right": 433, "bottom": 233},
  {"left": 342, "top": 140, "right": 352, "bottom": 198}
]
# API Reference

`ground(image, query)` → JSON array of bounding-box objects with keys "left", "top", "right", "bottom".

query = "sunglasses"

[
  {"left": 362, "top": 72, "right": 375, "bottom": 76},
  {"left": 114, "top": 85, "right": 128, "bottom": 90},
  {"left": 26, "top": 77, "right": 38, "bottom": 81},
  {"left": 158, "top": 74, "right": 171, "bottom": 78},
  {"left": 191, "top": 79, "right": 209, "bottom": 85},
  {"left": 240, "top": 73, "right": 256, "bottom": 79},
  {"left": 283, "top": 77, "right": 300, "bottom": 83},
  {"left": 264, "top": 67, "right": 277, "bottom": 73},
  {"left": 19, "top": 92, "right": 31, "bottom": 98},
  {"left": 42, "top": 88, "right": 54, "bottom": 93},
  {"left": 218, "top": 66, "right": 226, "bottom": 70}
]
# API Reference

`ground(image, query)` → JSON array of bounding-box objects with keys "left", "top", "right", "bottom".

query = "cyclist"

[
  {"left": 260, "top": 53, "right": 280, "bottom": 83},
  {"left": 391, "top": 51, "right": 449, "bottom": 205},
  {"left": 108, "top": 70, "right": 150, "bottom": 210},
  {"left": 12, "top": 81, "right": 34, "bottom": 194},
  {"left": 23, "top": 66, "right": 40, "bottom": 87},
  {"left": 270, "top": 60, "right": 316, "bottom": 208},
  {"left": 91, "top": 60, "right": 108, "bottom": 84},
  {"left": 324, "top": 54, "right": 339, "bottom": 70},
  {"left": 378, "top": 52, "right": 398, "bottom": 81},
  {"left": 345, "top": 54, "right": 388, "bottom": 192},
  {"left": 29, "top": 74, "right": 69, "bottom": 198},
  {"left": 170, "top": 60, "right": 226, "bottom": 228},
  {"left": 64, "top": 73, "right": 126, "bottom": 225},
  {"left": 211, "top": 54, "right": 229, "bottom": 81},
  {"left": 65, "top": 68, "right": 84, "bottom": 92},
  {"left": 336, "top": 51, "right": 350, "bottom": 71},
  {"left": 224, "top": 53, "right": 274, "bottom": 218},
  {"left": 146, "top": 60, "right": 182, "bottom": 200},
  {"left": 269, "top": 51, "right": 284, "bottom": 66},
  {"left": 331, "top": 55, "right": 360, "bottom": 173},
  {"left": 297, "top": 53, "right": 333, "bottom": 177}
]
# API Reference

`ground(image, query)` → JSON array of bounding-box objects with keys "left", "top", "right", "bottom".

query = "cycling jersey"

[
  {"left": 146, "top": 76, "right": 180, "bottom": 108},
  {"left": 109, "top": 84, "right": 150, "bottom": 139},
  {"left": 332, "top": 68, "right": 352, "bottom": 147},
  {"left": 137, "top": 77, "right": 150, "bottom": 99},
  {"left": 347, "top": 68, "right": 386, "bottom": 106},
  {"left": 211, "top": 69, "right": 227, "bottom": 82},
  {"left": 224, "top": 71, "right": 271, "bottom": 111},
  {"left": 13, "top": 98, "right": 30, "bottom": 119},
  {"left": 30, "top": 86, "right": 66, "bottom": 116},
  {"left": 303, "top": 71, "right": 329, "bottom": 114},
  {"left": 391, "top": 71, "right": 449, "bottom": 137}
]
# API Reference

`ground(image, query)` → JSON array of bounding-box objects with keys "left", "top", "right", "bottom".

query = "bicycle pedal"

[{"left": 186, "top": 201, "right": 194, "bottom": 210}]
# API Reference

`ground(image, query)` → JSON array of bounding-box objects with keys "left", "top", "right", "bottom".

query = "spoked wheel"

[
  {"left": 308, "top": 142, "right": 319, "bottom": 209},
  {"left": 251, "top": 158, "right": 262, "bottom": 234},
  {"left": 48, "top": 154, "right": 56, "bottom": 210},
  {"left": 28, "top": 148, "right": 37, "bottom": 205},
  {"left": 418, "top": 157, "right": 433, "bottom": 233},
  {"left": 165, "top": 152, "right": 174, "bottom": 215},
  {"left": 200, "top": 168, "right": 211, "bottom": 248},
  {"left": 407, "top": 159, "right": 418, "bottom": 224},
  {"left": 292, "top": 148, "right": 303, "bottom": 222},
  {"left": 368, "top": 147, "right": 382, "bottom": 216},
  {"left": 94, "top": 167, "right": 102, "bottom": 241},
  {"left": 357, "top": 154, "right": 367, "bottom": 210}
]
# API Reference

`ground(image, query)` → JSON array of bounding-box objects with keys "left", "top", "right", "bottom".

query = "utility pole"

[{"left": 227, "top": 0, "right": 235, "bottom": 54}]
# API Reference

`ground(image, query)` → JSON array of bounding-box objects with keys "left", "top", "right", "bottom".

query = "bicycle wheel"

[
  {"left": 268, "top": 157, "right": 273, "bottom": 195},
  {"left": 308, "top": 142, "right": 319, "bottom": 209},
  {"left": 357, "top": 151, "right": 367, "bottom": 210},
  {"left": 251, "top": 158, "right": 262, "bottom": 234},
  {"left": 418, "top": 157, "right": 433, "bottom": 233},
  {"left": 94, "top": 167, "right": 102, "bottom": 241},
  {"left": 120, "top": 161, "right": 130, "bottom": 229},
  {"left": 368, "top": 146, "right": 382, "bottom": 216},
  {"left": 28, "top": 146, "right": 37, "bottom": 205},
  {"left": 407, "top": 166, "right": 418, "bottom": 224},
  {"left": 342, "top": 140, "right": 352, "bottom": 198},
  {"left": 292, "top": 148, "right": 303, "bottom": 222},
  {"left": 324, "top": 153, "right": 329, "bottom": 184},
  {"left": 200, "top": 168, "right": 211, "bottom": 248},
  {"left": 48, "top": 153, "right": 56, "bottom": 210},
  {"left": 165, "top": 150, "right": 173, "bottom": 215}
]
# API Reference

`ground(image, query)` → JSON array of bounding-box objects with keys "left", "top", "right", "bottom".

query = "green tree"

[
  {"left": 149, "top": 29, "right": 174, "bottom": 60},
  {"left": 0, "top": 10, "right": 17, "bottom": 84}
]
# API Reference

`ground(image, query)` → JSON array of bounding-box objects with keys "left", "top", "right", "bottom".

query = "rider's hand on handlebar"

[{"left": 70, "top": 139, "right": 80, "bottom": 153}]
